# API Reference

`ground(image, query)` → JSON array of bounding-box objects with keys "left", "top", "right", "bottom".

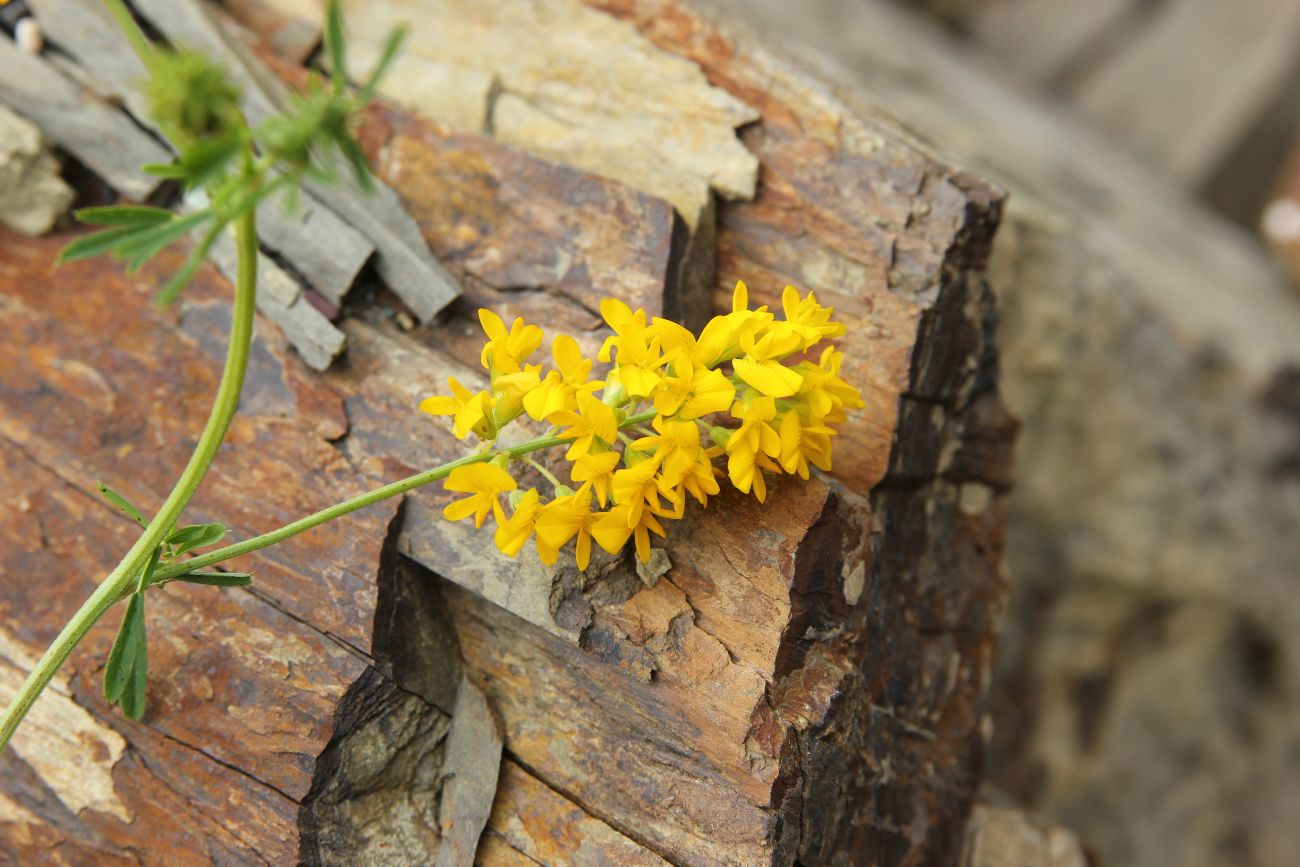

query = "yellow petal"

[
  {"left": 443, "top": 496, "right": 480, "bottom": 523},
  {"left": 419, "top": 395, "right": 458, "bottom": 416},
  {"left": 733, "top": 357, "right": 802, "bottom": 398}
]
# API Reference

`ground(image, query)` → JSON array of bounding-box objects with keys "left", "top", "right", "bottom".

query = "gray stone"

[{"left": 0, "top": 104, "right": 73, "bottom": 235}]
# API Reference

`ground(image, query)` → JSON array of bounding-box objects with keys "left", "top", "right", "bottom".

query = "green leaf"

[
  {"left": 142, "top": 162, "right": 190, "bottom": 179},
  {"left": 177, "top": 134, "right": 243, "bottom": 191},
  {"left": 115, "top": 210, "right": 215, "bottom": 273},
  {"left": 57, "top": 227, "right": 136, "bottom": 264},
  {"left": 96, "top": 483, "right": 149, "bottom": 528},
  {"left": 335, "top": 132, "right": 374, "bottom": 193},
  {"left": 358, "top": 25, "right": 407, "bottom": 104},
  {"left": 326, "top": 0, "right": 347, "bottom": 94},
  {"left": 166, "top": 522, "right": 226, "bottom": 556},
  {"left": 171, "top": 571, "right": 252, "bottom": 587},
  {"left": 119, "top": 605, "right": 148, "bottom": 720},
  {"left": 137, "top": 543, "right": 164, "bottom": 594},
  {"left": 155, "top": 221, "right": 224, "bottom": 306},
  {"left": 103, "top": 593, "right": 146, "bottom": 705},
  {"left": 73, "top": 205, "right": 174, "bottom": 228}
]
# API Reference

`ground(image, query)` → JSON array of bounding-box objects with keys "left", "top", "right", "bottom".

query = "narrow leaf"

[
  {"left": 167, "top": 522, "right": 226, "bottom": 556},
  {"left": 96, "top": 483, "right": 149, "bottom": 528},
  {"left": 116, "top": 210, "right": 215, "bottom": 273},
  {"left": 335, "top": 132, "right": 374, "bottom": 193},
  {"left": 57, "top": 227, "right": 136, "bottom": 264},
  {"left": 172, "top": 571, "right": 252, "bottom": 587},
  {"left": 137, "top": 544, "right": 164, "bottom": 594},
  {"left": 103, "top": 593, "right": 146, "bottom": 703},
  {"left": 358, "top": 25, "right": 407, "bottom": 104},
  {"left": 177, "top": 134, "right": 243, "bottom": 191},
  {"left": 142, "top": 162, "right": 189, "bottom": 179},
  {"left": 326, "top": 0, "right": 347, "bottom": 94},
  {"left": 155, "top": 221, "right": 224, "bottom": 307},
  {"left": 74, "top": 205, "right": 174, "bottom": 228},
  {"left": 119, "top": 597, "right": 148, "bottom": 720}
]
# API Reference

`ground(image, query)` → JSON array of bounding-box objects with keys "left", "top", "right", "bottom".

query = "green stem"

[
  {"left": 149, "top": 410, "right": 658, "bottom": 582},
  {"left": 0, "top": 211, "right": 260, "bottom": 755},
  {"left": 101, "top": 0, "right": 158, "bottom": 71}
]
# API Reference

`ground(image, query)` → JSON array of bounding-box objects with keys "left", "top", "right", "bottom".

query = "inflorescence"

[{"left": 421, "top": 281, "right": 865, "bottom": 569}]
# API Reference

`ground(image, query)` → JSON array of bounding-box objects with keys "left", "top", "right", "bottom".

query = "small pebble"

[
  {"left": 15, "top": 17, "right": 42, "bottom": 55},
  {"left": 1262, "top": 198, "right": 1300, "bottom": 244},
  {"left": 395, "top": 311, "right": 416, "bottom": 331}
]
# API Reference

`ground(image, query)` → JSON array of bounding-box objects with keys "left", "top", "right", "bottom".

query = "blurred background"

[{"left": 738, "top": 1, "right": 1300, "bottom": 866}]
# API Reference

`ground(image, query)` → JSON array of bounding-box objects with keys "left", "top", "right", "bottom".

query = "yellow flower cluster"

[{"left": 420, "top": 281, "right": 864, "bottom": 569}]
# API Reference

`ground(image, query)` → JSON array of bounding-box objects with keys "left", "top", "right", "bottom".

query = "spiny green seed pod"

[
  {"left": 258, "top": 87, "right": 354, "bottom": 170},
  {"left": 146, "top": 50, "right": 243, "bottom": 146}
]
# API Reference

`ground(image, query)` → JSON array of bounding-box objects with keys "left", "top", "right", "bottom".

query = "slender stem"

[
  {"left": 0, "top": 211, "right": 260, "bottom": 755},
  {"left": 521, "top": 456, "right": 564, "bottom": 492},
  {"left": 149, "top": 410, "right": 658, "bottom": 582},
  {"left": 101, "top": 0, "right": 158, "bottom": 71}
]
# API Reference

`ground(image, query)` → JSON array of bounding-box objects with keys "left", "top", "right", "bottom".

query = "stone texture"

[
  {"left": 735, "top": 2, "right": 1300, "bottom": 865},
  {"left": 0, "top": 104, "right": 72, "bottom": 236},
  {"left": 339, "top": 0, "right": 759, "bottom": 230},
  {"left": 0, "top": 37, "right": 167, "bottom": 200},
  {"left": 961, "top": 805, "right": 1090, "bottom": 867},
  {"left": 0, "top": 1, "right": 1013, "bottom": 863}
]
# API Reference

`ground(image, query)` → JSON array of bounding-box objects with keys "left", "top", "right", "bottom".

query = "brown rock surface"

[
  {"left": 0, "top": 1, "right": 1013, "bottom": 863},
  {"left": 737, "top": 1, "right": 1300, "bottom": 865}
]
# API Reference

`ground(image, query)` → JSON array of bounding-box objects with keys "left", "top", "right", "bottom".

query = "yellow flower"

[
  {"left": 494, "top": 488, "right": 545, "bottom": 557},
  {"left": 551, "top": 391, "right": 618, "bottom": 460},
  {"left": 725, "top": 394, "right": 781, "bottom": 497},
  {"left": 793, "top": 347, "right": 865, "bottom": 428},
  {"left": 677, "top": 445, "right": 722, "bottom": 507},
  {"left": 524, "top": 334, "right": 598, "bottom": 421},
  {"left": 775, "top": 285, "right": 846, "bottom": 350},
  {"left": 535, "top": 484, "right": 599, "bottom": 570},
  {"left": 592, "top": 501, "right": 667, "bottom": 563},
  {"left": 443, "top": 462, "right": 517, "bottom": 528},
  {"left": 479, "top": 309, "right": 543, "bottom": 377},
  {"left": 598, "top": 298, "right": 665, "bottom": 398},
  {"left": 776, "top": 410, "right": 838, "bottom": 479},
  {"left": 569, "top": 449, "right": 619, "bottom": 507},
  {"left": 732, "top": 322, "right": 805, "bottom": 398},
  {"left": 492, "top": 365, "right": 541, "bottom": 426},
  {"left": 736, "top": 451, "right": 780, "bottom": 503},
  {"left": 631, "top": 417, "right": 709, "bottom": 493},
  {"left": 420, "top": 376, "right": 495, "bottom": 440},
  {"left": 610, "top": 454, "right": 683, "bottom": 530},
  {"left": 652, "top": 354, "right": 734, "bottom": 420}
]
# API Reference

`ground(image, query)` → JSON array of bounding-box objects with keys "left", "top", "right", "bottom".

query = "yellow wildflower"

[
  {"left": 725, "top": 394, "right": 781, "bottom": 497},
  {"left": 492, "top": 365, "right": 541, "bottom": 426},
  {"left": 597, "top": 298, "right": 665, "bottom": 398},
  {"left": 776, "top": 410, "right": 837, "bottom": 479},
  {"left": 610, "top": 456, "right": 676, "bottom": 529},
  {"left": 494, "top": 488, "right": 545, "bottom": 557},
  {"left": 420, "top": 376, "right": 495, "bottom": 440},
  {"left": 631, "top": 417, "right": 709, "bottom": 492},
  {"left": 479, "top": 309, "right": 543, "bottom": 376},
  {"left": 524, "top": 334, "right": 598, "bottom": 421},
  {"left": 442, "top": 462, "right": 517, "bottom": 528},
  {"left": 732, "top": 322, "right": 805, "bottom": 398},
  {"left": 652, "top": 354, "right": 734, "bottom": 420},
  {"left": 569, "top": 449, "right": 619, "bottom": 507},
  {"left": 535, "top": 484, "right": 599, "bottom": 570},
  {"left": 551, "top": 391, "right": 619, "bottom": 460},
  {"left": 775, "top": 285, "right": 846, "bottom": 350},
  {"left": 592, "top": 501, "right": 668, "bottom": 563},
  {"left": 429, "top": 290, "right": 861, "bottom": 569}
]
